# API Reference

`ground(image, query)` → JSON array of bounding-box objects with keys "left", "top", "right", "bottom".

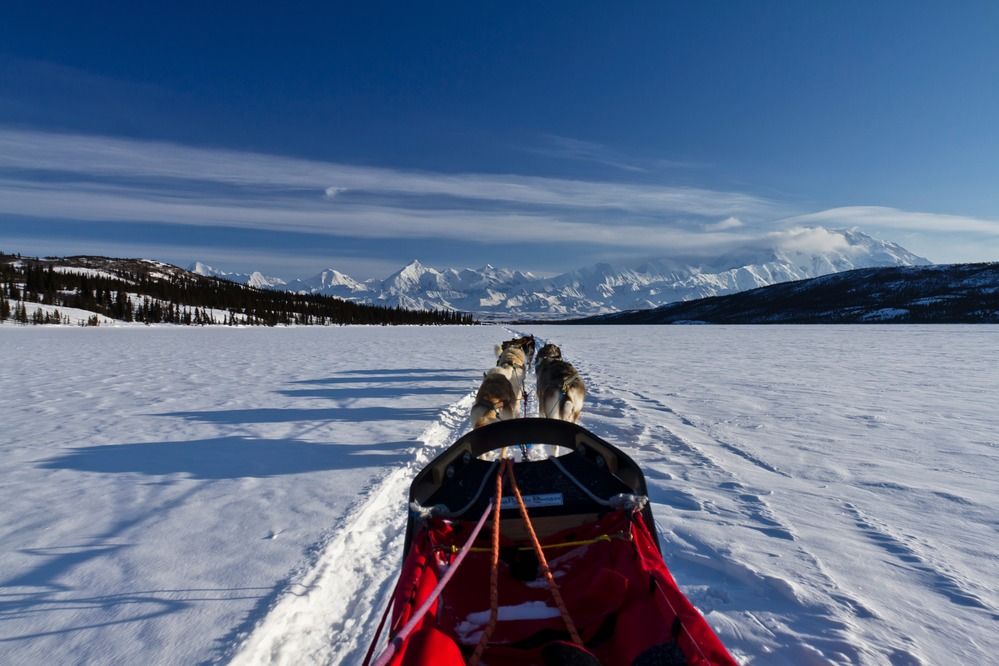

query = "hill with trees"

[{"left": 0, "top": 252, "right": 476, "bottom": 327}]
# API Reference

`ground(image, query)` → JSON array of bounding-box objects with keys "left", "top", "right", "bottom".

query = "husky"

[
  {"left": 534, "top": 342, "right": 562, "bottom": 370},
  {"left": 536, "top": 359, "right": 585, "bottom": 423},
  {"left": 470, "top": 370, "right": 519, "bottom": 428},
  {"left": 496, "top": 347, "right": 527, "bottom": 409},
  {"left": 496, "top": 346, "right": 527, "bottom": 372},
  {"left": 498, "top": 335, "right": 536, "bottom": 365},
  {"left": 491, "top": 361, "right": 525, "bottom": 408}
]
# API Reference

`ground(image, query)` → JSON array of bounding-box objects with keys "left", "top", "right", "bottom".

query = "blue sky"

[{"left": 2, "top": 1, "right": 998, "bottom": 279}]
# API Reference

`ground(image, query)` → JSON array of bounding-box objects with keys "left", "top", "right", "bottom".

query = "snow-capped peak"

[
  {"left": 187, "top": 261, "right": 286, "bottom": 288},
  {"left": 187, "top": 226, "right": 930, "bottom": 318},
  {"left": 246, "top": 271, "right": 288, "bottom": 289},
  {"left": 383, "top": 260, "right": 444, "bottom": 292}
]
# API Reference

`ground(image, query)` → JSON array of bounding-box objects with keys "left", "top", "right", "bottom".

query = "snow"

[
  {"left": 0, "top": 299, "right": 118, "bottom": 326},
  {"left": 52, "top": 266, "right": 125, "bottom": 282},
  {"left": 456, "top": 601, "right": 562, "bottom": 643},
  {"left": 1, "top": 325, "right": 996, "bottom": 665},
  {"left": 466, "top": 601, "right": 561, "bottom": 624},
  {"left": 0, "top": 298, "right": 245, "bottom": 327}
]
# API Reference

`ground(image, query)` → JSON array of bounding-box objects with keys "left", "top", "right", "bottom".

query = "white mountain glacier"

[{"left": 194, "top": 228, "right": 930, "bottom": 318}]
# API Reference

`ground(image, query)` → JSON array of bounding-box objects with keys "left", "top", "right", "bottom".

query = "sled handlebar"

[
  {"left": 405, "top": 418, "right": 656, "bottom": 554},
  {"left": 427, "top": 418, "right": 622, "bottom": 486}
]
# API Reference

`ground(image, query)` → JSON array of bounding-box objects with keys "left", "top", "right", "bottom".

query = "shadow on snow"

[
  {"left": 15, "top": 366, "right": 474, "bottom": 652},
  {"left": 290, "top": 373, "right": 476, "bottom": 385},
  {"left": 277, "top": 386, "right": 468, "bottom": 399},
  {"left": 37, "top": 437, "right": 413, "bottom": 479},
  {"left": 156, "top": 406, "right": 442, "bottom": 425}
]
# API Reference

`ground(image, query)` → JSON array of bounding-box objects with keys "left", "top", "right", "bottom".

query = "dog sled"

[{"left": 364, "top": 419, "right": 737, "bottom": 666}]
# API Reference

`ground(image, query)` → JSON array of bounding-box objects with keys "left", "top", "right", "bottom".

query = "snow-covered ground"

[{"left": 1, "top": 325, "right": 996, "bottom": 665}]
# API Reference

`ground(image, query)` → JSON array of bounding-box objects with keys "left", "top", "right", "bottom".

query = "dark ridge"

[{"left": 561, "top": 263, "right": 999, "bottom": 325}]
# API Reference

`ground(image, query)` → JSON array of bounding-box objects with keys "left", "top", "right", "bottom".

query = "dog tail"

[{"left": 494, "top": 343, "right": 503, "bottom": 357}]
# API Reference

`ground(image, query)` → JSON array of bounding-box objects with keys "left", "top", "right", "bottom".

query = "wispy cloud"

[
  {"left": 520, "top": 133, "right": 703, "bottom": 173},
  {"left": 703, "top": 216, "right": 744, "bottom": 231},
  {"left": 0, "top": 177, "right": 757, "bottom": 252},
  {"left": 0, "top": 128, "right": 762, "bottom": 217},
  {"left": 780, "top": 206, "right": 999, "bottom": 236},
  {"left": 9, "top": 128, "right": 993, "bottom": 270},
  {"left": 0, "top": 127, "right": 778, "bottom": 254}
]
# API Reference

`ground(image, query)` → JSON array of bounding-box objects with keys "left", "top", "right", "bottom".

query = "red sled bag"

[{"left": 366, "top": 419, "right": 738, "bottom": 666}]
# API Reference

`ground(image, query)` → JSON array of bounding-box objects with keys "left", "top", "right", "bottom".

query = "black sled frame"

[{"left": 405, "top": 418, "right": 658, "bottom": 553}]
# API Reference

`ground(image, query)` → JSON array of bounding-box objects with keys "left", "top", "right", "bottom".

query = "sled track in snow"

[{"left": 225, "top": 393, "right": 475, "bottom": 666}]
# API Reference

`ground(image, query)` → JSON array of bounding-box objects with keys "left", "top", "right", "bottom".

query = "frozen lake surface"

[{"left": 1, "top": 325, "right": 996, "bottom": 664}]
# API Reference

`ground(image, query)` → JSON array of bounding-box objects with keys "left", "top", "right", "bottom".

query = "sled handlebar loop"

[
  {"left": 427, "top": 419, "right": 620, "bottom": 479},
  {"left": 367, "top": 497, "right": 495, "bottom": 666}
]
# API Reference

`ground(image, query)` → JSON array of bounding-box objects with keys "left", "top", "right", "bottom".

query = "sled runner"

[{"left": 365, "top": 419, "right": 737, "bottom": 666}]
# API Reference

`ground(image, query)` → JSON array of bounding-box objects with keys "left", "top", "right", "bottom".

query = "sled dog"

[
  {"left": 496, "top": 346, "right": 527, "bottom": 405},
  {"left": 470, "top": 370, "right": 519, "bottom": 428},
  {"left": 491, "top": 361, "right": 525, "bottom": 408},
  {"left": 534, "top": 343, "right": 562, "bottom": 370},
  {"left": 498, "top": 335, "right": 536, "bottom": 365},
  {"left": 536, "top": 359, "right": 585, "bottom": 423},
  {"left": 496, "top": 346, "right": 527, "bottom": 372}
]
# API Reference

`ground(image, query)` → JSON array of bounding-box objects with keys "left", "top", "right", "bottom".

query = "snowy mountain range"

[
  {"left": 576, "top": 262, "right": 999, "bottom": 325},
  {"left": 190, "top": 227, "right": 931, "bottom": 319}
]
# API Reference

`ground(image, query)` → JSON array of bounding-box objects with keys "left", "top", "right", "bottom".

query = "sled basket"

[{"left": 375, "top": 418, "right": 737, "bottom": 666}]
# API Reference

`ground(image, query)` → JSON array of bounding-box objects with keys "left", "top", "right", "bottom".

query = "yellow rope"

[{"left": 463, "top": 532, "right": 626, "bottom": 554}]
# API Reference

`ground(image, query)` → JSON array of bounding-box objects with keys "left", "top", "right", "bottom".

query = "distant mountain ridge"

[
  {"left": 192, "top": 227, "right": 930, "bottom": 318},
  {"left": 571, "top": 263, "right": 999, "bottom": 325},
  {"left": 187, "top": 262, "right": 288, "bottom": 290}
]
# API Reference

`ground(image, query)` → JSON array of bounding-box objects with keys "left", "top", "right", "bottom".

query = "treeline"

[{"left": 0, "top": 252, "right": 476, "bottom": 326}]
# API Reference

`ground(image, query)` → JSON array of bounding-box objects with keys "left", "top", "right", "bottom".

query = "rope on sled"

[
  {"left": 471, "top": 458, "right": 583, "bottom": 664},
  {"left": 505, "top": 460, "right": 584, "bottom": 646},
  {"left": 369, "top": 496, "right": 495, "bottom": 666},
  {"left": 469, "top": 458, "right": 508, "bottom": 665}
]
